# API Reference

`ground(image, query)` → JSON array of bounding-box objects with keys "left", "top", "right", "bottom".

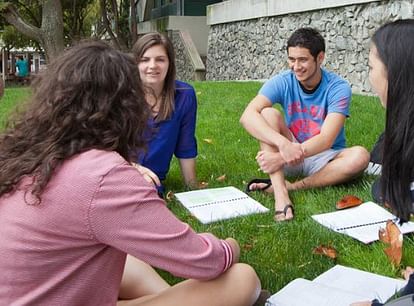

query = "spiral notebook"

[
  {"left": 312, "top": 201, "right": 414, "bottom": 244},
  {"left": 267, "top": 265, "right": 406, "bottom": 306},
  {"left": 174, "top": 186, "right": 269, "bottom": 224}
]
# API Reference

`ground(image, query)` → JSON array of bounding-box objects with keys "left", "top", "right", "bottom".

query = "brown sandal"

[{"left": 274, "top": 204, "right": 294, "bottom": 222}]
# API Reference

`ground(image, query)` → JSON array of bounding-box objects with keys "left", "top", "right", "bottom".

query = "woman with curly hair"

[{"left": 0, "top": 41, "right": 263, "bottom": 306}]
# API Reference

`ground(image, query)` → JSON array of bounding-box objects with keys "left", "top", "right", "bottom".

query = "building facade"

[{"left": 206, "top": 0, "right": 414, "bottom": 94}]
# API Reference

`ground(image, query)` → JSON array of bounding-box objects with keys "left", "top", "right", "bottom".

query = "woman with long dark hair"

[
  {"left": 352, "top": 19, "right": 414, "bottom": 306},
  {"left": 0, "top": 41, "right": 263, "bottom": 306},
  {"left": 131, "top": 32, "right": 198, "bottom": 194},
  {"left": 370, "top": 19, "right": 414, "bottom": 223}
]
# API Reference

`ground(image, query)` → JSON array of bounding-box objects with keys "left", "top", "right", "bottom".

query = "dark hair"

[
  {"left": 287, "top": 27, "right": 325, "bottom": 59},
  {"left": 0, "top": 40, "right": 149, "bottom": 202},
  {"left": 132, "top": 32, "right": 176, "bottom": 121},
  {"left": 372, "top": 19, "right": 414, "bottom": 222}
]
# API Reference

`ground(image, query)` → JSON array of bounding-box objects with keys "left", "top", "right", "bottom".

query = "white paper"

[
  {"left": 174, "top": 186, "right": 269, "bottom": 224},
  {"left": 314, "top": 265, "right": 406, "bottom": 303},
  {"left": 267, "top": 265, "right": 407, "bottom": 306},
  {"left": 267, "top": 278, "right": 366, "bottom": 306},
  {"left": 312, "top": 202, "right": 414, "bottom": 244}
]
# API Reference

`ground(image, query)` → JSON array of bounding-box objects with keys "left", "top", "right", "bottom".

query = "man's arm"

[
  {"left": 301, "top": 112, "right": 346, "bottom": 157},
  {"left": 240, "top": 94, "right": 304, "bottom": 165},
  {"left": 240, "top": 95, "right": 284, "bottom": 146}
]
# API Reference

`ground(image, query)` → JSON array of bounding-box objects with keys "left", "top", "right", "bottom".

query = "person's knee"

[
  {"left": 226, "top": 263, "right": 261, "bottom": 300},
  {"left": 346, "top": 146, "right": 370, "bottom": 173},
  {"left": 260, "top": 108, "right": 283, "bottom": 128}
]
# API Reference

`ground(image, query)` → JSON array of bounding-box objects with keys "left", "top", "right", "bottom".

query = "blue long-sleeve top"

[{"left": 137, "top": 80, "right": 198, "bottom": 183}]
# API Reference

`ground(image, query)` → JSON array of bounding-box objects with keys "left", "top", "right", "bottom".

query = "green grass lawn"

[{"left": 2, "top": 82, "right": 412, "bottom": 295}]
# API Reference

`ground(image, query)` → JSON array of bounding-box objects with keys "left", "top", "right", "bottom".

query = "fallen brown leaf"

[
  {"left": 198, "top": 181, "right": 209, "bottom": 189},
  {"left": 313, "top": 245, "right": 338, "bottom": 259},
  {"left": 216, "top": 174, "right": 226, "bottom": 182},
  {"left": 336, "top": 195, "right": 363, "bottom": 210},
  {"left": 203, "top": 138, "right": 213, "bottom": 144},
  {"left": 379, "top": 220, "right": 403, "bottom": 266},
  {"left": 243, "top": 243, "right": 253, "bottom": 251},
  {"left": 165, "top": 191, "right": 174, "bottom": 202}
]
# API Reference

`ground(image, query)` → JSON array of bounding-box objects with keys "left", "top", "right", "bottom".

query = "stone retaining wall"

[
  {"left": 170, "top": 30, "right": 206, "bottom": 81},
  {"left": 206, "top": 0, "right": 414, "bottom": 93},
  {"left": 170, "top": 30, "right": 195, "bottom": 81}
]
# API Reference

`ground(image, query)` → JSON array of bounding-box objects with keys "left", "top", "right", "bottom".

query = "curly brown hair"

[{"left": 0, "top": 41, "right": 149, "bottom": 202}]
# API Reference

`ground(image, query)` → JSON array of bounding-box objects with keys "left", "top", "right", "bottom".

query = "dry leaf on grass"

[
  {"left": 216, "top": 174, "right": 226, "bottom": 182},
  {"left": 313, "top": 245, "right": 338, "bottom": 259},
  {"left": 378, "top": 220, "right": 403, "bottom": 266},
  {"left": 203, "top": 138, "right": 213, "bottom": 144},
  {"left": 198, "top": 181, "right": 209, "bottom": 189},
  {"left": 336, "top": 195, "right": 363, "bottom": 210},
  {"left": 165, "top": 191, "right": 174, "bottom": 202}
]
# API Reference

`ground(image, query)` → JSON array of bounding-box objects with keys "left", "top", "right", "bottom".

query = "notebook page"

[
  {"left": 267, "top": 278, "right": 366, "bottom": 306},
  {"left": 314, "top": 265, "right": 406, "bottom": 303},
  {"left": 312, "top": 202, "right": 414, "bottom": 243},
  {"left": 175, "top": 186, "right": 269, "bottom": 224}
]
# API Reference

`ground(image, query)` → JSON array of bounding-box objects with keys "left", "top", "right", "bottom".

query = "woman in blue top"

[{"left": 132, "top": 32, "right": 198, "bottom": 193}]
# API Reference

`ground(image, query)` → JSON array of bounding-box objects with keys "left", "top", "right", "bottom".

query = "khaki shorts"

[{"left": 284, "top": 149, "right": 343, "bottom": 177}]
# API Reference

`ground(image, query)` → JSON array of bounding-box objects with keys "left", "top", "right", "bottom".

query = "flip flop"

[
  {"left": 245, "top": 178, "right": 272, "bottom": 193},
  {"left": 274, "top": 204, "right": 294, "bottom": 222}
]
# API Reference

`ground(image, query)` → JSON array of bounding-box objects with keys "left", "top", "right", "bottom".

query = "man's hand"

[
  {"left": 256, "top": 151, "right": 285, "bottom": 174},
  {"left": 278, "top": 140, "right": 304, "bottom": 166},
  {"left": 131, "top": 163, "right": 161, "bottom": 187}
]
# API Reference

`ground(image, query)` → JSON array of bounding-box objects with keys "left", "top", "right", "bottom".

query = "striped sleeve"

[{"left": 220, "top": 240, "right": 234, "bottom": 271}]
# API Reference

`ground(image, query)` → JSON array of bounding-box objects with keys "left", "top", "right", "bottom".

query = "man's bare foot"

[
  {"left": 246, "top": 179, "right": 294, "bottom": 193},
  {"left": 274, "top": 204, "right": 294, "bottom": 222},
  {"left": 246, "top": 178, "right": 273, "bottom": 193},
  {"left": 248, "top": 182, "right": 274, "bottom": 193}
]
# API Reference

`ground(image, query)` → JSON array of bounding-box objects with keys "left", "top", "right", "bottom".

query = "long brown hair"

[
  {"left": 132, "top": 32, "right": 176, "bottom": 121},
  {"left": 0, "top": 41, "right": 149, "bottom": 202}
]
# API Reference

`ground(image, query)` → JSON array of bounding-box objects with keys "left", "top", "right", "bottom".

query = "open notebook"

[
  {"left": 267, "top": 265, "right": 407, "bottom": 306},
  {"left": 312, "top": 202, "right": 414, "bottom": 244},
  {"left": 174, "top": 186, "right": 269, "bottom": 224}
]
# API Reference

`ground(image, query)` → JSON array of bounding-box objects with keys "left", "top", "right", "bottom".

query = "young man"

[
  {"left": 15, "top": 56, "right": 29, "bottom": 79},
  {"left": 240, "top": 27, "right": 369, "bottom": 222}
]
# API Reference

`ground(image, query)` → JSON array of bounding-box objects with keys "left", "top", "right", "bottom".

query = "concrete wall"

[
  {"left": 138, "top": 16, "right": 210, "bottom": 56},
  {"left": 170, "top": 30, "right": 206, "bottom": 81},
  {"left": 206, "top": 0, "right": 414, "bottom": 94},
  {"left": 207, "top": 0, "right": 381, "bottom": 25}
]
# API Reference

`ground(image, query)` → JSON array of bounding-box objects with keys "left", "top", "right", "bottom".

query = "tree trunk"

[
  {"left": 2, "top": 0, "right": 65, "bottom": 61},
  {"left": 40, "top": 0, "right": 65, "bottom": 61},
  {"left": 130, "top": 0, "right": 137, "bottom": 46}
]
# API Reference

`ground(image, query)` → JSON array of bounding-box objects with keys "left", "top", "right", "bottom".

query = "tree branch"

[
  {"left": 99, "top": 0, "right": 121, "bottom": 49},
  {"left": 1, "top": 3, "right": 42, "bottom": 41}
]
